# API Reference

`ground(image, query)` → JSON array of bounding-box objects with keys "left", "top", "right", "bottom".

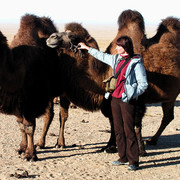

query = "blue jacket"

[{"left": 88, "top": 47, "right": 148, "bottom": 102}]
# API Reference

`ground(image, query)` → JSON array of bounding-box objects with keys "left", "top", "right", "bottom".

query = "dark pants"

[{"left": 111, "top": 96, "right": 139, "bottom": 166}]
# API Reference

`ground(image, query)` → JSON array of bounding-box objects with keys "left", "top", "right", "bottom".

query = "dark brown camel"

[
  {"left": 36, "top": 22, "right": 116, "bottom": 152},
  {"left": 0, "top": 14, "right": 62, "bottom": 161},
  {"left": 105, "top": 9, "right": 180, "bottom": 153}
]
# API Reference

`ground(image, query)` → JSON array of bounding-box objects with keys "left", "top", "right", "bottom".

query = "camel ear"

[
  {"left": 65, "top": 30, "right": 72, "bottom": 33},
  {"left": 65, "top": 30, "right": 75, "bottom": 38},
  {"left": 85, "top": 35, "right": 92, "bottom": 42}
]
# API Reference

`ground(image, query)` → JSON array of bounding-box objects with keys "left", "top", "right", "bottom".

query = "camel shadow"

[
  {"left": 37, "top": 142, "right": 107, "bottom": 161},
  {"left": 37, "top": 134, "right": 180, "bottom": 168},
  {"left": 139, "top": 134, "right": 180, "bottom": 169},
  {"left": 144, "top": 134, "right": 180, "bottom": 151},
  {"left": 140, "top": 156, "right": 180, "bottom": 169},
  {"left": 146, "top": 100, "right": 180, "bottom": 107}
]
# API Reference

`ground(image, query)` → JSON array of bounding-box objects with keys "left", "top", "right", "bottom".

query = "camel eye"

[{"left": 51, "top": 35, "right": 56, "bottom": 39}]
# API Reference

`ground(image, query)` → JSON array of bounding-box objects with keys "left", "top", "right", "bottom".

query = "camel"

[
  {"left": 41, "top": 10, "right": 180, "bottom": 156},
  {"left": 105, "top": 10, "right": 180, "bottom": 153},
  {"left": 36, "top": 22, "right": 117, "bottom": 153},
  {"left": 0, "top": 14, "right": 62, "bottom": 161}
]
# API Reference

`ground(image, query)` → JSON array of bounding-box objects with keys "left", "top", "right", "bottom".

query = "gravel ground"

[{"left": 0, "top": 96, "right": 180, "bottom": 180}]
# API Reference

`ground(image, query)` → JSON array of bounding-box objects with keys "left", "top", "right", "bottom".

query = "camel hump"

[
  {"left": 156, "top": 17, "right": 180, "bottom": 36},
  {"left": 161, "top": 17, "right": 180, "bottom": 32},
  {"left": 20, "top": 14, "right": 39, "bottom": 26},
  {"left": 147, "top": 17, "right": 180, "bottom": 46},
  {"left": 117, "top": 9, "right": 145, "bottom": 32}
]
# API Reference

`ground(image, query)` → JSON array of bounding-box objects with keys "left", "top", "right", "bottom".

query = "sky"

[{"left": 0, "top": 0, "right": 179, "bottom": 27}]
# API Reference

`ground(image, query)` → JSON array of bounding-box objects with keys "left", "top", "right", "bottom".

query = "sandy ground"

[
  {"left": 0, "top": 23, "right": 180, "bottom": 180},
  {"left": 0, "top": 96, "right": 180, "bottom": 180}
]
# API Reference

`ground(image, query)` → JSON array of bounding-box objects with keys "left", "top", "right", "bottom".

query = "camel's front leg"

[
  {"left": 36, "top": 99, "right": 54, "bottom": 149},
  {"left": 17, "top": 117, "right": 27, "bottom": 155},
  {"left": 56, "top": 97, "right": 70, "bottom": 148},
  {"left": 23, "top": 117, "right": 37, "bottom": 161}
]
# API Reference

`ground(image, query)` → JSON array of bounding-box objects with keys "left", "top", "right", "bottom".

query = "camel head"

[
  {"left": 46, "top": 31, "right": 75, "bottom": 49},
  {"left": 46, "top": 22, "right": 93, "bottom": 52},
  {"left": 47, "top": 22, "right": 93, "bottom": 47}
]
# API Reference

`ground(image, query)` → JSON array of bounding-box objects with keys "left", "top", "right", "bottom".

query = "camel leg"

[
  {"left": 17, "top": 117, "right": 27, "bottom": 155},
  {"left": 56, "top": 96, "right": 70, "bottom": 148},
  {"left": 134, "top": 101, "right": 147, "bottom": 156},
  {"left": 36, "top": 99, "right": 54, "bottom": 148},
  {"left": 23, "top": 117, "right": 38, "bottom": 161},
  {"left": 146, "top": 101, "right": 175, "bottom": 145},
  {"left": 104, "top": 116, "right": 117, "bottom": 153},
  {"left": 100, "top": 97, "right": 117, "bottom": 153}
]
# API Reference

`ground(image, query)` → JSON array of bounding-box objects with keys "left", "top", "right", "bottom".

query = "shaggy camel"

[
  {"left": 0, "top": 14, "right": 61, "bottom": 161},
  {"left": 36, "top": 22, "right": 117, "bottom": 153},
  {"left": 105, "top": 9, "right": 180, "bottom": 153},
  {"left": 44, "top": 10, "right": 180, "bottom": 156}
]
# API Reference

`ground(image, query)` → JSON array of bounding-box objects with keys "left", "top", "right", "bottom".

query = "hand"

[{"left": 78, "top": 42, "right": 90, "bottom": 50}]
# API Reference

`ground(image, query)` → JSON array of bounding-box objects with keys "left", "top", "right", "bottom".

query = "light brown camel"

[
  {"left": 40, "top": 10, "right": 180, "bottom": 156},
  {"left": 105, "top": 9, "right": 180, "bottom": 152}
]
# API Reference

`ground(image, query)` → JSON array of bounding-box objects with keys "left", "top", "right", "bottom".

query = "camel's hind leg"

[
  {"left": 36, "top": 99, "right": 54, "bottom": 148},
  {"left": 56, "top": 96, "right": 70, "bottom": 148},
  {"left": 146, "top": 100, "right": 175, "bottom": 145},
  {"left": 134, "top": 100, "right": 147, "bottom": 156},
  {"left": 100, "top": 97, "right": 117, "bottom": 153}
]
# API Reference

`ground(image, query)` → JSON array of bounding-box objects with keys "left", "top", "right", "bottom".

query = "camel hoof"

[
  {"left": 24, "top": 153, "right": 38, "bottom": 162},
  {"left": 35, "top": 141, "right": 45, "bottom": 149},
  {"left": 105, "top": 145, "right": 117, "bottom": 153},
  {"left": 55, "top": 141, "right": 65, "bottom": 149},
  {"left": 145, "top": 138, "right": 157, "bottom": 145},
  {"left": 99, "top": 145, "right": 117, "bottom": 153},
  {"left": 70, "top": 105, "right": 77, "bottom": 109},
  {"left": 17, "top": 148, "right": 26, "bottom": 155},
  {"left": 35, "top": 144, "right": 45, "bottom": 150},
  {"left": 139, "top": 150, "right": 147, "bottom": 157},
  {"left": 56, "top": 144, "right": 61, "bottom": 149},
  {"left": 56, "top": 144, "right": 65, "bottom": 149}
]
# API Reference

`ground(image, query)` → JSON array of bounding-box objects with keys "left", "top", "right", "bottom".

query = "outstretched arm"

[{"left": 78, "top": 42, "right": 118, "bottom": 68}]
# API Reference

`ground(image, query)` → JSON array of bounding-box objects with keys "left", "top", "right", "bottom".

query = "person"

[{"left": 78, "top": 35, "right": 148, "bottom": 171}]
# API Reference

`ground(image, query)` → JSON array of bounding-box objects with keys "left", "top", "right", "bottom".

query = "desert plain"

[{"left": 0, "top": 22, "right": 180, "bottom": 180}]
